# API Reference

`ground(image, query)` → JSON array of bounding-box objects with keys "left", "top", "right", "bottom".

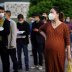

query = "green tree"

[{"left": 28, "top": 0, "right": 72, "bottom": 18}]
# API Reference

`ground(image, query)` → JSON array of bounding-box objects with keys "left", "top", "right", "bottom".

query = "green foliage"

[
  {"left": 53, "top": 0, "right": 72, "bottom": 17},
  {"left": 28, "top": 1, "right": 52, "bottom": 16},
  {"left": 28, "top": 0, "right": 72, "bottom": 18}
]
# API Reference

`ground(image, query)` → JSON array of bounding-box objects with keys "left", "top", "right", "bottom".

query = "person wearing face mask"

[
  {"left": 0, "top": 6, "right": 10, "bottom": 72},
  {"left": 40, "top": 16, "right": 48, "bottom": 24},
  {"left": 65, "top": 17, "right": 72, "bottom": 45},
  {"left": 17, "top": 14, "right": 30, "bottom": 71},
  {"left": 4, "top": 10, "right": 18, "bottom": 72},
  {"left": 39, "top": 6, "right": 71, "bottom": 72},
  {"left": 29, "top": 16, "right": 35, "bottom": 56},
  {"left": 31, "top": 14, "right": 44, "bottom": 70},
  {"left": 42, "top": 12, "right": 48, "bottom": 21},
  {"left": 0, "top": 8, "right": 4, "bottom": 27},
  {"left": 65, "top": 17, "right": 71, "bottom": 24},
  {"left": 29, "top": 16, "right": 35, "bottom": 35}
]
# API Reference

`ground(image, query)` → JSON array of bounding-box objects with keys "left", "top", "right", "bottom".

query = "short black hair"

[
  {"left": 17, "top": 14, "right": 24, "bottom": 19},
  {"left": 33, "top": 13, "right": 41, "bottom": 19},
  {"left": 52, "top": 6, "right": 60, "bottom": 13},
  {"left": 40, "top": 16, "right": 46, "bottom": 21},
  {"left": 5, "top": 10, "right": 11, "bottom": 13},
  {"left": 34, "top": 13, "right": 40, "bottom": 17},
  {"left": 0, "top": 6, "right": 4, "bottom": 10},
  {"left": 5, "top": 10, "right": 11, "bottom": 16}
]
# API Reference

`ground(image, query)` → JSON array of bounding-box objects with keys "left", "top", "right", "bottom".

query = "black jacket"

[
  {"left": 0, "top": 19, "right": 10, "bottom": 47},
  {"left": 17, "top": 21, "right": 30, "bottom": 44},
  {"left": 31, "top": 21, "right": 44, "bottom": 44}
]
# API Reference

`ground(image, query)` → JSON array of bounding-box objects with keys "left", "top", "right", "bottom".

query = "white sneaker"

[
  {"left": 38, "top": 66, "right": 43, "bottom": 70},
  {"left": 36, "top": 65, "right": 39, "bottom": 68},
  {"left": 31, "top": 65, "right": 39, "bottom": 69},
  {"left": 31, "top": 66, "right": 35, "bottom": 69}
]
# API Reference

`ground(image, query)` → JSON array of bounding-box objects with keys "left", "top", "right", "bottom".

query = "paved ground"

[
  {"left": 0, "top": 39, "right": 72, "bottom": 72},
  {"left": 0, "top": 39, "right": 45, "bottom": 72},
  {"left": 0, "top": 51, "right": 45, "bottom": 72}
]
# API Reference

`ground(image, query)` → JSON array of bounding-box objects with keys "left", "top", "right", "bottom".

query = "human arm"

[
  {"left": 39, "top": 24, "right": 47, "bottom": 40},
  {"left": 64, "top": 25, "right": 71, "bottom": 61},
  {"left": 10, "top": 20, "right": 17, "bottom": 48},
  {"left": 0, "top": 20, "right": 10, "bottom": 36}
]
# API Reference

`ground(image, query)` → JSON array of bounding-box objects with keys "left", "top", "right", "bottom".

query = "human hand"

[
  {"left": 33, "top": 28, "right": 39, "bottom": 32},
  {"left": 10, "top": 46, "right": 14, "bottom": 48},
  {"left": 67, "top": 54, "right": 71, "bottom": 61}
]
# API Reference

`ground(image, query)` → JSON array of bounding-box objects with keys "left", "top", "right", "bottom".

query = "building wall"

[{"left": 0, "top": 0, "right": 30, "bottom": 3}]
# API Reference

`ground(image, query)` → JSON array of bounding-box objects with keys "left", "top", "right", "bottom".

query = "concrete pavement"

[
  {"left": 0, "top": 39, "right": 71, "bottom": 72},
  {"left": 0, "top": 39, "right": 45, "bottom": 72}
]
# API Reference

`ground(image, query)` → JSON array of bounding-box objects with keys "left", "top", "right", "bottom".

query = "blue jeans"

[{"left": 17, "top": 39, "right": 29, "bottom": 69}]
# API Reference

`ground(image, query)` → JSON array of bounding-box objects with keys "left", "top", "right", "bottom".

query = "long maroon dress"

[{"left": 40, "top": 22, "right": 70, "bottom": 72}]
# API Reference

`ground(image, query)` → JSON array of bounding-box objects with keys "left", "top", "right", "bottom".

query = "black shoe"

[
  {"left": 25, "top": 65, "right": 29, "bottom": 71},
  {"left": 18, "top": 67, "right": 22, "bottom": 70},
  {"left": 26, "top": 68, "right": 29, "bottom": 71},
  {"left": 18, "top": 65, "right": 22, "bottom": 70}
]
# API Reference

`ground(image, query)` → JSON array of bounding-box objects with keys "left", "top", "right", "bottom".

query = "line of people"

[
  {"left": 0, "top": 6, "right": 72, "bottom": 72},
  {"left": 0, "top": 6, "right": 46, "bottom": 72}
]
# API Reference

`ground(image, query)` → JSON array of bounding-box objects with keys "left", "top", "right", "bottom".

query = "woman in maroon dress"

[{"left": 39, "top": 6, "right": 71, "bottom": 72}]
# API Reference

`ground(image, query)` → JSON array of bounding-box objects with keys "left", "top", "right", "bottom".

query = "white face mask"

[
  {"left": 0, "top": 13, "right": 4, "bottom": 18},
  {"left": 18, "top": 21, "right": 24, "bottom": 24},
  {"left": 48, "top": 13, "right": 55, "bottom": 21},
  {"left": 66, "top": 19, "right": 70, "bottom": 22},
  {"left": 31, "top": 20, "right": 35, "bottom": 23}
]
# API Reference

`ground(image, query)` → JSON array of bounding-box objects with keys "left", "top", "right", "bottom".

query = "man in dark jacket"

[
  {"left": 5, "top": 10, "right": 18, "bottom": 72},
  {"left": 0, "top": 6, "right": 10, "bottom": 72},
  {"left": 31, "top": 14, "right": 44, "bottom": 70},
  {"left": 17, "top": 14, "right": 30, "bottom": 71}
]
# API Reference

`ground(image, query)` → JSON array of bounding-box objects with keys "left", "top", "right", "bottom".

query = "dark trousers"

[
  {"left": 70, "top": 33, "right": 72, "bottom": 43},
  {"left": 32, "top": 42, "right": 44, "bottom": 66},
  {"left": 8, "top": 48, "right": 18, "bottom": 71},
  {"left": 0, "top": 42, "right": 10, "bottom": 72},
  {"left": 17, "top": 39, "right": 29, "bottom": 69}
]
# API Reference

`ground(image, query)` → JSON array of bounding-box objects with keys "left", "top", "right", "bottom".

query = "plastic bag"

[{"left": 66, "top": 60, "right": 72, "bottom": 72}]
